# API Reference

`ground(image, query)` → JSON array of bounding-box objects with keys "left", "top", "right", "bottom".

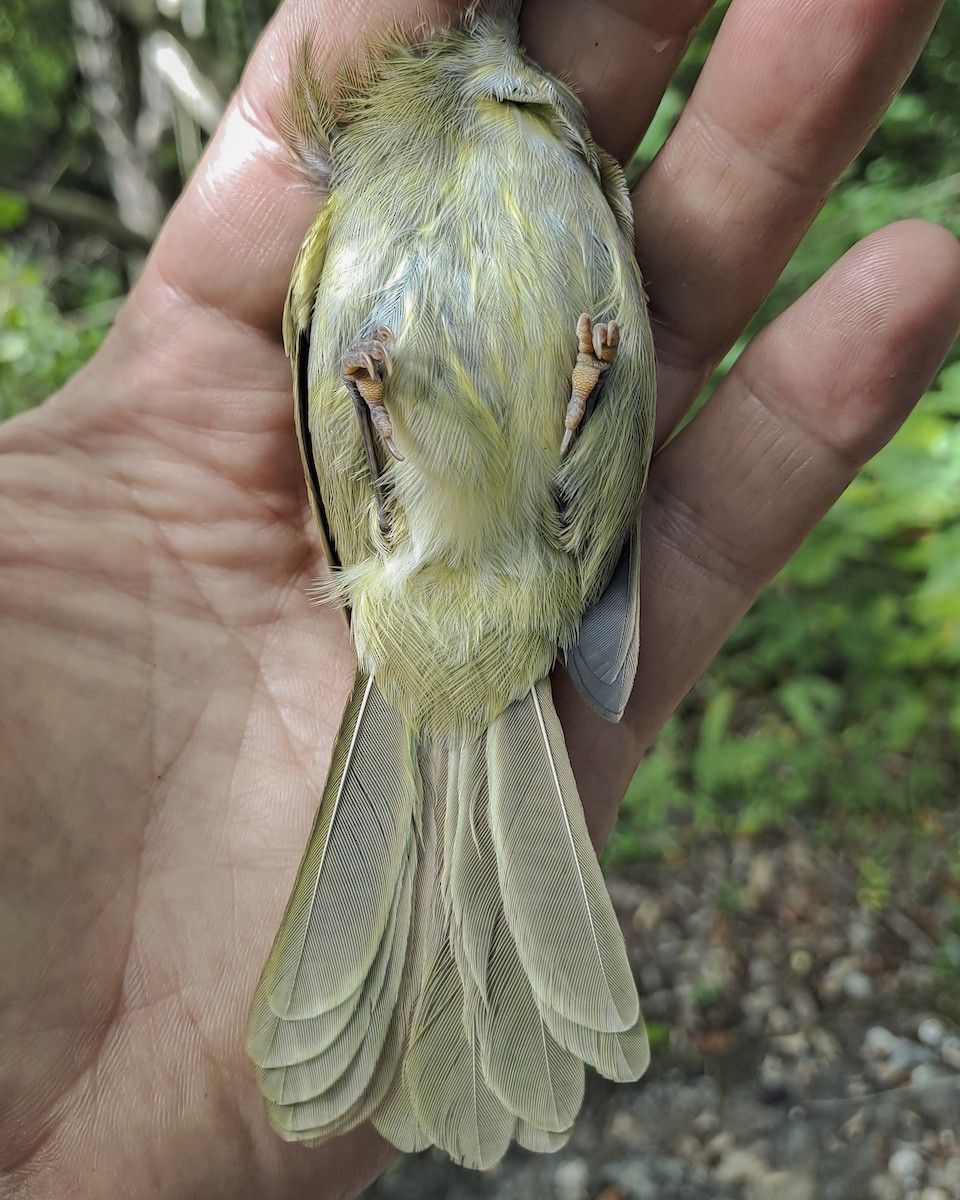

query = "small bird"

[{"left": 247, "top": 0, "right": 656, "bottom": 1169}]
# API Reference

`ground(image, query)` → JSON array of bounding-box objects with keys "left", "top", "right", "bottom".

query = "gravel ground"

[{"left": 362, "top": 829, "right": 960, "bottom": 1200}]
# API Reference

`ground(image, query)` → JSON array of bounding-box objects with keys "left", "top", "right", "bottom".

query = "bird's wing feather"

[
  {"left": 566, "top": 525, "right": 640, "bottom": 722},
  {"left": 285, "top": 199, "right": 341, "bottom": 576}
]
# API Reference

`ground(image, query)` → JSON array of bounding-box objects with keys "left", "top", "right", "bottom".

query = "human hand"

[{"left": 1, "top": 2, "right": 957, "bottom": 1198}]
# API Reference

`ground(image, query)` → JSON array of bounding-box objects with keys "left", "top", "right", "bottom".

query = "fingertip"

[
  {"left": 881, "top": 218, "right": 960, "bottom": 322},
  {"left": 861, "top": 218, "right": 960, "bottom": 385},
  {"left": 749, "top": 218, "right": 960, "bottom": 463}
]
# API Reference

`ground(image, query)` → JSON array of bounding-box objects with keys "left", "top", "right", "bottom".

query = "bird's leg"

[
  {"left": 560, "top": 313, "right": 619, "bottom": 456},
  {"left": 342, "top": 326, "right": 399, "bottom": 532}
]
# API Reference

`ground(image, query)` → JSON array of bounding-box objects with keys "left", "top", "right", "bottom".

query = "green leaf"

[{"left": 0, "top": 189, "right": 27, "bottom": 230}]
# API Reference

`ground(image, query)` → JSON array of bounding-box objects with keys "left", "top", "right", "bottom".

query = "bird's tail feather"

[
  {"left": 246, "top": 671, "right": 420, "bottom": 1136},
  {"left": 247, "top": 672, "right": 646, "bottom": 1166}
]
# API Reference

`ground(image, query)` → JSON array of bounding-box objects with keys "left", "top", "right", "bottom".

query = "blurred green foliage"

[
  {"left": 0, "top": 0, "right": 112, "bottom": 217},
  {"left": 0, "top": 247, "right": 121, "bottom": 417},
  {"left": 0, "top": 0, "right": 81, "bottom": 183},
  {"left": 620, "top": 4, "right": 960, "bottom": 869},
  {"left": 610, "top": 359, "right": 960, "bottom": 857},
  {"left": 1, "top": 1, "right": 958, "bottom": 875}
]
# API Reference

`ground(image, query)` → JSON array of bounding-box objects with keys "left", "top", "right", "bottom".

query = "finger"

[
  {"left": 558, "top": 220, "right": 960, "bottom": 846},
  {"left": 520, "top": 0, "right": 713, "bottom": 163},
  {"left": 634, "top": 0, "right": 945, "bottom": 441}
]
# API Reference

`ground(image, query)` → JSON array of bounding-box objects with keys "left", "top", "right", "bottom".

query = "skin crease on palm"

[{"left": 0, "top": 0, "right": 958, "bottom": 1194}]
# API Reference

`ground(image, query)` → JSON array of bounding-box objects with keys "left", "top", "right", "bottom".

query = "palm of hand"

[
  {"left": 1, "top": 1, "right": 959, "bottom": 1198},
  {"left": 0, "top": 300, "right": 391, "bottom": 1192}
]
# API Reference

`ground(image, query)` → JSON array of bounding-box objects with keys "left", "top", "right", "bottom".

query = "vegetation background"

[{"left": 1, "top": 0, "right": 959, "bottom": 958}]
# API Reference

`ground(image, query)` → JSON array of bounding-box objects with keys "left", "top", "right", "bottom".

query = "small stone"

[
  {"left": 911, "top": 1063, "right": 949, "bottom": 1088},
  {"left": 842, "top": 969, "right": 873, "bottom": 1001},
  {"left": 674, "top": 981, "right": 696, "bottom": 1010},
  {"left": 786, "top": 839, "right": 816, "bottom": 877},
  {"left": 888, "top": 1147, "right": 925, "bottom": 1188},
  {"left": 864, "top": 1026, "right": 899, "bottom": 1058},
  {"left": 869, "top": 1177, "right": 898, "bottom": 1200},
  {"left": 792, "top": 1060, "right": 819, "bottom": 1091},
  {"left": 940, "top": 1035, "right": 960, "bottom": 1071},
  {"left": 714, "top": 1148, "right": 767, "bottom": 1186},
  {"left": 608, "top": 879, "right": 646, "bottom": 912},
  {"left": 671, "top": 882, "right": 699, "bottom": 912},
  {"left": 554, "top": 1157, "right": 590, "bottom": 1200},
  {"left": 848, "top": 912, "right": 877, "bottom": 952},
  {"left": 607, "top": 1111, "right": 641, "bottom": 1147},
  {"left": 871, "top": 1061, "right": 910, "bottom": 1088},
  {"left": 703, "top": 1131, "right": 733, "bottom": 1166},
  {"left": 743, "top": 985, "right": 781, "bottom": 1036},
  {"left": 772, "top": 1032, "right": 809, "bottom": 1058},
  {"left": 871, "top": 1035, "right": 933, "bottom": 1086},
  {"left": 604, "top": 1156, "right": 691, "bottom": 1200},
  {"left": 632, "top": 896, "right": 663, "bottom": 934},
  {"left": 691, "top": 1110, "right": 720, "bottom": 1139},
  {"left": 917, "top": 1018, "right": 945, "bottom": 1049},
  {"left": 759, "top": 1054, "right": 790, "bottom": 1103},
  {"left": 767, "top": 1006, "right": 796, "bottom": 1035},
  {"left": 789, "top": 987, "right": 819, "bottom": 1027},
  {"left": 894, "top": 1039, "right": 935, "bottom": 1074},
  {"left": 810, "top": 1028, "right": 842, "bottom": 1063},
  {"left": 746, "top": 851, "right": 778, "bottom": 909},
  {"left": 921, "top": 1130, "right": 941, "bottom": 1155},
  {"left": 930, "top": 1157, "right": 960, "bottom": 1191},
  {"left": 751, "top": 1170, "right": 816, "bottom": 1200},
  {"left": 821, "top": 956, "right": 861, "bottom": 1003},
  {"left": 748, "top": 957, "right": 778, "bottom": 987},
  {"left": 842, "top": 1108, "right": 868, "bottom": 1141},
  {"left": 790, "top": 949, "right": 813, "bottom": 977},
  {"left": 920, "top": 1189, "right": 949, "bottom": 1200},
  {"left": 781, "top": 882, "right": 810, "bottom": 922}
]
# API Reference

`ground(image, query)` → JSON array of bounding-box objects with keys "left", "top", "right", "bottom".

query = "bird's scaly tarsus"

[
  {"left": 560, "top": 313, "right": 619, "bottom": 457},
  {"left": 341, "top": 326, "right": 400, "bottom": 530}
]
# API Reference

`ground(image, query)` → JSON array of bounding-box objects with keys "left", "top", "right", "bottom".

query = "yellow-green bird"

[{"left": 247, "top": 0, "right": 656, "bottom": 1169}]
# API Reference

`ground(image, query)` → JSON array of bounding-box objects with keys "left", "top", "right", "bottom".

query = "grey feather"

[
  {"left": 449, "top": 738, "right": 584, "bottom": 1131},
  {"left": 406, "top": 937, "right": 513, "bottom": 1170},
  {"left": 566, "top": 526, "right": 640, "bottom": 722},
  {"left": 264, "top": 835, "right": 415, "bottom": 1131},
  {"left": 259, "top": 675, "right": 416, "bottom": 1022},
  {"left": 487, "top": 680, "right": 639, "bottom": 1033},
  {"left": 543, "top": 1006, "right": 650, "bottom": 1083},
  {"left": 516, "top": 1121, "right": 571, "bottom": 1153},
  {"left": 246, "top": 674, "right": 419, "bottom": 1136},
  {"left": 256, "top": 831, "right": 414, "bottom": 1109},
  {"left": 370, "top": 741, "right": 446, "bottom": 1153}
]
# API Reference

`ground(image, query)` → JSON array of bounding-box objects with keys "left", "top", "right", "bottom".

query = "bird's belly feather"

[{"left": 306, "top": 122, "right": 649, "bottom": 733}]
